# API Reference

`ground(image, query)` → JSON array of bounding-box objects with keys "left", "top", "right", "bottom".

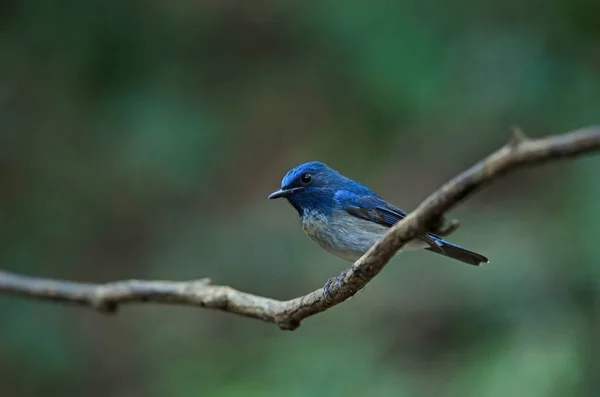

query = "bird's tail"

[{"left": 426, "top": 239, "right": 488, "bottom": 266}]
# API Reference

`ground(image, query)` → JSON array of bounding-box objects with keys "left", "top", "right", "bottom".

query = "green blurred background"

[{"left": 1, "top": 1, "right": 599, "bottom": 396}]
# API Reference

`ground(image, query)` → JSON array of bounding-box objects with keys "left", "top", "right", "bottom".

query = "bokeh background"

[{"left": 1, "top": 1, "right": 599, "bottom": 396}]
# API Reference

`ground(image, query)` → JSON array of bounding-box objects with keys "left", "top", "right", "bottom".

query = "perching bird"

[{"left": 268, "top": 161, "right": 488, "bottom": 266}]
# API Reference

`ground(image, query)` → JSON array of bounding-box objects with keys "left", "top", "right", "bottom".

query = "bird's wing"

[
  {"left": 335, "top": 190, "right": 444, "bottom": 253},
  {"left": 335, "top": 190, "right": 407, "bottom": 227}
]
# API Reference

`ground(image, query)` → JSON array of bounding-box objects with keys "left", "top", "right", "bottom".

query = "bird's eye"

[{"left": 301, "top": 173, "right": 312, "bottom": 184}]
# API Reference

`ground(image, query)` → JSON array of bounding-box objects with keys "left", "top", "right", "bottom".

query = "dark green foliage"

[{"left": 0, "top": 1, "right": 598, "bottom": 396}]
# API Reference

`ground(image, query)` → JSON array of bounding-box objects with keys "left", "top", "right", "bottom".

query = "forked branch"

[{"left": 1, "top": 126, "right": 599, "bottom": 330}]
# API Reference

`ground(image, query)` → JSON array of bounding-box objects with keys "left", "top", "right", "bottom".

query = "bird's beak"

[{"left": 268, "top": 187, "right": 303, "bottom": 199}]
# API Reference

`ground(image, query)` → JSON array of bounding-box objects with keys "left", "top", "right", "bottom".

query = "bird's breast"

[
  {"left": 300, "top": 209, "right": 390, "bottom": 261},
  {"left": 300, "top": 210, "right": 328, "bottom": 241}
]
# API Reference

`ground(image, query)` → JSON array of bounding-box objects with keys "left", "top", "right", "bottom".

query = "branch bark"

[{"left": 1, "top": 126, "right": 599, "bottom": 330}]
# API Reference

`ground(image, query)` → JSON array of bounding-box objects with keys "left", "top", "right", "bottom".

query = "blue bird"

[{"left": 268, "top": 161, "right": 488, "bottom": 267}]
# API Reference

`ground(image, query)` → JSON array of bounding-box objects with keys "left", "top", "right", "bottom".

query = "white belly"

[{"left": 301, "top": 209, "right": 427, "bottom": 261}]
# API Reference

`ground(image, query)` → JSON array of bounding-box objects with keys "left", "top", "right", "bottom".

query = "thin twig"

[{"left": 1, "top": 126, "right": 599, "bottom": 330}]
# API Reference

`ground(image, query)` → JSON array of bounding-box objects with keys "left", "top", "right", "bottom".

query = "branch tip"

[
  {"left": 509, "top": 126, "right": 529, "bottom": 147},
  {"left": 276, "top": 317, "right": 301, "bottom": 331},
  {"left": 430, "top": 216, "right": 460, "bottom": 237},
  {"left": 0, "top": 125, "right": 599, "bottom": 330},
  {"left": 91, "top": 298, "right": 118, "bottom": 313}
]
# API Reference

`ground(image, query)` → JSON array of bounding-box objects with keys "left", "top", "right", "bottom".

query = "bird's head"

[{"left": 268, "top": 161, "right": 347, "bottom": 215}]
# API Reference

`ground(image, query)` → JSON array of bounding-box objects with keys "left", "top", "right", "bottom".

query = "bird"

[{"left": 268, "top": 161, "right": 488, "bottom": 268}]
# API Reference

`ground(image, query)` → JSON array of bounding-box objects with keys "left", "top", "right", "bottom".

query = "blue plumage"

[{"left": 269, "top": 161, "right": 488, "bottom": 266}]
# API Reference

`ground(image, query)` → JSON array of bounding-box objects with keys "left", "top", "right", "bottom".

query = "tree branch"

[{"left": 1, "top": 126, "right": 599, "bottom": 330}]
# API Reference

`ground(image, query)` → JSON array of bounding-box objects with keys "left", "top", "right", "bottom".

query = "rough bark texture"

[{"left": 1, "top": 126, "right": 599, "bottom": 330}]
